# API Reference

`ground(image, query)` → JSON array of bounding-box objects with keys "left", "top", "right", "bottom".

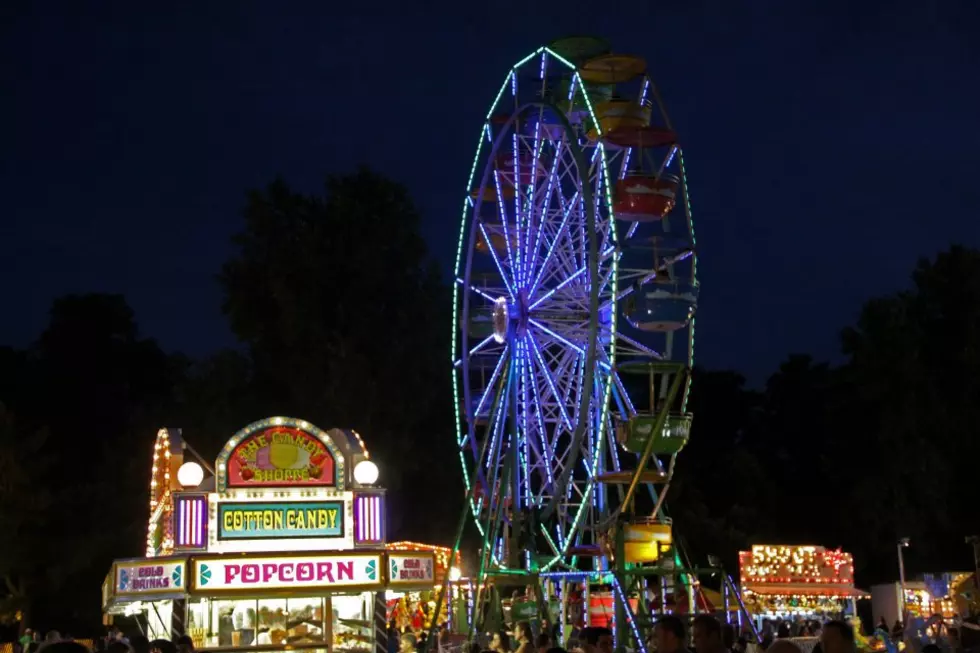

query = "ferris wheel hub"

[
  {"left": 491, "top": 297, "right": 509, "bottom": 343},
  {"left": 492, "top": 291, "right": 532, "bottom": 343}
]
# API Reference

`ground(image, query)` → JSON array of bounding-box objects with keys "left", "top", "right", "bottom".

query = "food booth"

[
  {"left": 102, "top": 417, "right": 437, "bottom": 653},
  {"left": 739, "top": 545, "right": 866, "bottom": 619}
]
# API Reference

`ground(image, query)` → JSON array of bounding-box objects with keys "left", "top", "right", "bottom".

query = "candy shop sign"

[
  {"left": 192, "top": 554, "right": 382, "bottom": 592},
  {"left": 115, "top": 559, "right": 186, "bottom": 597},
  {"left": 227, "top": 426, "right": 336, "bottom": 488}
]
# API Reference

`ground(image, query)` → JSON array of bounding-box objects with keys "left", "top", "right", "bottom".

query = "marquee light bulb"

[
  {"left": 353, "top": 460, "right": 379, "bottom": 485},
  {"left": 177, "top": 462, "right": 205, "bottom": 488}
]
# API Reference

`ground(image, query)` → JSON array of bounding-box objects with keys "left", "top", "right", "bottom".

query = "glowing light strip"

[
  {"left": 529, "top": 319, "right": 583, "bottom": 355},
  {"left": 541, "top": 73, "right": 619, "bottom": 572},
  {"left": 454, "top": 68, "right": 514, "bottom": 473},
  {"left": 355, "top": 494, "right": 383, "bottom": 543},
  {"left": 526, "top": 128, "right": 557, "bottom": 290},
  {"left": 469, "top": 335, "right": 495, "bottom": 357},
  {"left": 612, "top": 575, "right": 647, "bottom": 653},
  {"left": 470, "top": 346, "right": 509, "bottom": 438},
  {"left": 478, "top": 222, "right": 515, "bottom": 298},
  {"left": 527, "top": 335, "right": 573, "bottom": 431},
  {"left": 543, "top": 47, "right": 576, "bottom": 71},
  {"left": 175, "top": 495, "right": 206, "bottom": 549},
  {"left": 518, "top": 340, "right": 531, "bottom": 508},
  {"left": 679, "top": 149, "right": 698, "bottom": 410},
  {"left": 523, "top": 339, "right": 554, "bottom": 487},
  {"left": 511, "top": 132, "right": 523, "bottom": 287},
  {"left": 529, "top": 265, "right": 586, "bottom": 310},
  {"left": 529, "top": 190, "right": 580, "bottom": 296}
]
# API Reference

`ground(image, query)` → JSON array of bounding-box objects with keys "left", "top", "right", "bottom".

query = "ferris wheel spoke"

[
  {"left": 523, "top": 345, "right": 556, "bottom": 489},
  {"left": 526, "top": 335, "right": 574, "bottom": 431},
  {"left": 492, "top": 170, "right": 520, "bottom": 290},
  {"left": 456, "top": 278, "right": 507, "bottom": 304},
  {"left": 529, "top": 318, "right": 584, "bottom": 356},
  {"left": 515, "top": 341, "right": 547, "bottom": 501},
  {"left": 475, "top": 222, "right": 515, "bottom": 299},
  {"left": 614, "top": 329, "right": 662, "bottom": 358},
  {"left": 470, "top": 345, "right": 509, "bottom": 433},
  {"left": 484, "top": 368, "right": 514, "bottom": 485},
  {"left": 521, "top": 128, "right": 549, "bottom": 281},
  {"left": 527, "top": 192, "right": 578, "bottom": 297}
]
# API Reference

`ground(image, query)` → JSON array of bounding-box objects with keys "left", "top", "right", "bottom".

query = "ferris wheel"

[{"left": 451, "top": 37, "right": 699, "bottom": 579}]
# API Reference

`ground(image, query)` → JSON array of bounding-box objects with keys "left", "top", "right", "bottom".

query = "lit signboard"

[
  {"left": 207, "top": 491, "right": 355, "bottom": 554},
  {"left": 115, "top": 558, "right": 187, "bottom": 598},
  {"left": 387, "top": 552, "right": 436, "bottom": 587},
  {"left": 215, "top": 417, "right": 351, "bottom": 492},
  {"left": 218, "top": 501, "right": 344, "bottom": 540},
  {"left": 192, "top": 553, "right": 383, "bottom": 592}
]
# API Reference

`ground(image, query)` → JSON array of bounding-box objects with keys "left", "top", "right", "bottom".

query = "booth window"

[
  {"left": 257, "top": 598, "right": 326, "bottom": 645},
  {"left": 186, "top": 597, "right": 335, "bottom": 649},
  {"left": 331, "top": 593, "right": 373, "bottom": 653}
]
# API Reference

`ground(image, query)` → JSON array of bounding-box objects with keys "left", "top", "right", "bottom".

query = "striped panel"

[
  {"left": 175, "top": 494, "right": 208, "bottom": 549},
  {"left": 374, "top": 591, "right": 388, "bottom": 653},
  {"left": 355, "top": 494, "right": 384, "bottom": 544}
]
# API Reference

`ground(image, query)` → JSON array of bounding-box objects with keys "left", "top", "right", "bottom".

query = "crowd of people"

[
  {"left": 389, "top": 613, "right": 861, "bottom": 653},
  {"left": 20, "top": 611, "right": 959, "bottom": 653},
  {"left": 14, "top": 628, "right": 196, "bottom": 653}
]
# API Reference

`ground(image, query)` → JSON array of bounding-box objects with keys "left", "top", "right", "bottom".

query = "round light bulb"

[
  {"left": 177, "top": 461, "right": 204, "bottom": 488},
  {"left": 353, "top": 459, "right": 379, "bottom": 485},
  {"left": 449, "top": 567, "right": 462, "bottom": 582}
]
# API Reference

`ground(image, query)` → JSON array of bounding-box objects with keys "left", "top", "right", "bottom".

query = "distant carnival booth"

[
  {"left": 739, "top": 545, "right": 867, "bottom": 620},
  {"left": 102, "top": 418, "right": 436, "bottom": 653}
]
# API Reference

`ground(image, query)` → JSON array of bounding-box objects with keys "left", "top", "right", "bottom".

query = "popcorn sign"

[{"left": 192, "top": 554, "right": 383, "bottom": 592}]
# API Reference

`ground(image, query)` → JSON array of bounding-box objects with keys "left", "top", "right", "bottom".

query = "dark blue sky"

[{"left": 3, "top": 1, "right": 977, "bottom": 383}]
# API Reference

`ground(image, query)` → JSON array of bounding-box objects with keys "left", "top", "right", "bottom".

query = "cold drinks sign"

[
  {"left": 387, "top": 552, "right": 436, "bottom": 587},
  {"left": 191, "top": 553, "right": 384, "bottom": 592},
  {"left": 115, "top": 558, "right": 186, "bottom": 598}
]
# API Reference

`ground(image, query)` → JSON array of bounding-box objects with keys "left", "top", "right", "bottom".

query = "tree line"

[{"left": 1, "top": 168, "right": 978, "bottom": 632}]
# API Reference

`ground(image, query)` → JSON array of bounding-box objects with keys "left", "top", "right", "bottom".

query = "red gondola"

[{"left": 613, "top": 173, "right": 679, "bottom": 221}]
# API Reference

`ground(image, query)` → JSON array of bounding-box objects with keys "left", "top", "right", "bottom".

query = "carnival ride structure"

[{"left": 437, "top": 37, "right": 755, "bottom": 650}]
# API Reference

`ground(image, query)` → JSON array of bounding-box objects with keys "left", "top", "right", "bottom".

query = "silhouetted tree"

[
  {"left": 0, "top": 405, "right": 52, "bottom": 626},
  {"left": 0, "top": 294, "right": 179, "bottom": 630},
  {"left": 218, "top": 170, "right": 457, "bottom": 541},
  {"left": 836, "top": 246, "right": 980, "bottom": 577}
]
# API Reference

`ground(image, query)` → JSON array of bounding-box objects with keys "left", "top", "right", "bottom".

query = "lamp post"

[{"left": 898, "top": 537, "right": 910, "bottom": 616}]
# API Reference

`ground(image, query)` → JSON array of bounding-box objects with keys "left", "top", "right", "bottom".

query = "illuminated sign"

[
  {"left": 192, "top": 553, "right": 383, "bottom": 592},
  {"left": 387, "top": 553, "right": 436, "bottom": 587},
  {"left": 175, "top": 494, "right": 208, "bottom": 549},
  {"left": 354, "top": 494, "right": 384, "bottom": 544},
  {"left": 227, "top": 426, "right": 336, "bottom": 488},
  {"left": 739, "top": 545, "right": 856, "bottom": 586},
  {"left": 207, "top": 491, "right": 355, "bottom": 554},
  {"left": 218, "top": 501, "right": 344, "bottom": 540},
  {"left": 115, "top": 558, "right": 187, "bottom": 597}
]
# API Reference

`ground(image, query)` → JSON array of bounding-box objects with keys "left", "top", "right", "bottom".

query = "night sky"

[{"left": 3, "top": 1, "right": 978, "bottom": 384}]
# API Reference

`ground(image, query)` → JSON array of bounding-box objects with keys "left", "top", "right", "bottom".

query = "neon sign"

[
  {"left": 115, "top": 558, "right": 186, "bottom": 597},
  {"left": 192, "top": 553, "right": 383, "bottom": 592},
  {"left": 218, "top": 501, "right": 344, "bottom": 540}
]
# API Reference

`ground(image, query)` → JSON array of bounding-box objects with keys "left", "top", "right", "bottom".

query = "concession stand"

[
  {"left": 102, "top": 417, "right": 436, "bottom": 653},
  {"left": 739, "top": 545, "right": 866, "bottom": 620}
]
